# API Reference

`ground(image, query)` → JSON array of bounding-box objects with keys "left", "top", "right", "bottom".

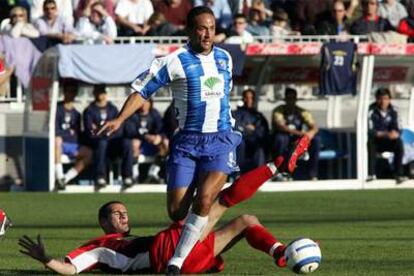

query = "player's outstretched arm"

[
  {"left": 97, "top": 92, "right": 145, "bottom": 136},
  {"left": 18, "top": 235, "right": 77, "bottom": 275}
]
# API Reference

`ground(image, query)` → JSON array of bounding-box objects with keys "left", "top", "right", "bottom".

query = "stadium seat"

[{"left": 318, "top": 128, "right": 351, "bottom": 179}]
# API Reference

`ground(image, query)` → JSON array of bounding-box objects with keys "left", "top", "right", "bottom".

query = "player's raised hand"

[
  {"left": 18, "top": 235, "right": 52, "bottom": 264},
  {"left": 96, "top": 118, "right": 123, "bottom": 137}
]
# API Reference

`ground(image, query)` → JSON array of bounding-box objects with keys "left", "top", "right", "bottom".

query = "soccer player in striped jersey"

[{"left": 98, "top": 6, "right": 242, "bottom": 274}]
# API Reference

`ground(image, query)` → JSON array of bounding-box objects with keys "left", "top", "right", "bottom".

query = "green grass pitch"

[{"left": 1, "top": 189, "right": 414, "bottom": 275}]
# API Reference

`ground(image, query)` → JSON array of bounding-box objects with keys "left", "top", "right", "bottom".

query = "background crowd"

[{"left": 2, "top": 0, "right": 414, "bottom": 45}]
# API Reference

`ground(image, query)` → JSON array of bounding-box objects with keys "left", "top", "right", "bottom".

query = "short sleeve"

[{"left": 131, "top": 57, "right": 171, "bottom": 99}]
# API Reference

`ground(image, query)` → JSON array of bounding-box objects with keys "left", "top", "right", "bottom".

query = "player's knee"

[
  {"left": 195, "top": 194, "right": 215, "bottom": 214},
  {"left": 168, "top": 206, "right": 188, "bottom": 222},
  {"left": 239, "top": 214, "right": 260, "bottom": 226},
  {"left": 55, "top": 136, "right": 63, "bottom": 147}
]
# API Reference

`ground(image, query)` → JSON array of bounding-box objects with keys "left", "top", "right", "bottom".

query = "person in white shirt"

[
  {"left": 34, "top": 0, "right": 76, "bottom": 44},
  {"left": 0, "top": 6, "right": 40, "bottom": 38},
  {"left": 31, "top": 0, "right": 74, "bottom": 26},
  {"left": 76, "top": 1, "right": 117, "bottom": 44},
  {"left": 378, "top": 0, "right": 408, "bottom": 28},
  {"left": 225, "top": 13, "right": 254, "bottom": 44},
  {"left": 115, "top": 0, "right": 154, "bottom": 36}
]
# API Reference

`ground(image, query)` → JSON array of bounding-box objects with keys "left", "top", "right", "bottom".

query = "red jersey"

[{"left": 65, "top": 223, "right": 224, "bottom": 274}]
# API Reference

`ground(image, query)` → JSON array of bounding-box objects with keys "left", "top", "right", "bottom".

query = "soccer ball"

[
  {"left": 284, "top": 238, "right": 321, "bottom": 274},
  {"left": 0, "top": 209, "right": 12, "bottom": 238}
]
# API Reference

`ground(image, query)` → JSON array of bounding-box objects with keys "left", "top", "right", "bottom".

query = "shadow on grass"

[{"left": 0, "top": 270, "right": 54, "bottom": 275}]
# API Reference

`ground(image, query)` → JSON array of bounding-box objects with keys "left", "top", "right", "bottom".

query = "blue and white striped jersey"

[{"left": 131, "top": 45, "right": 235, "bottom": 133}]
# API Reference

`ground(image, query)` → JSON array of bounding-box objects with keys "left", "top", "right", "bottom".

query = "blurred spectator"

[
  {"left": 146, "top": 11, "right": 178, "bottom": 36},
  {"left": 223, "top": 13, "right": 254, "bottom": 44},
  {"left": 54, "top": 80, "right": 92, "bottom": 190},
  {"left": 0, "top": 57, "right": 14, "bottom": 98},
  {"left": 153, "top": 0, "right": 192, "bottom": 31},
  {"left": 397, "top": 0, "right": 414, "bottom": 41},
  {"left": 271, "top": 88, "right": 320, "bottom": 180},
  {"left": 115, "top": 0, "right": 154, "bottom": 36},
  {"left": 378, "top": 0, "right": 408, "bottom": 29},
  {"left": 270, "top": 8, "right": 299, "bottom": 40},
  {"left": 294, "top": 0, "right": 334, "bottom": 34},
  {"left": 193, "top": 0, "right": 233, "bottom": 30},
  {"left": 0, "top": 6, "right": 39, "bottom": 38},
  {"left": 74, "top": 0, "right": 116, "bottom": 22},
  {"left": 125, "top": 99, "right": 168, "bottom": 183},
  {"left": 83, "top": 85, "right": 134, "bottom": 188},
  {"left": 233, "top": 89, "right": 269, "bottom": 173},
  {"left": 368, "top": 88, "right": 406, "bottom": 184},
  {"left": 75, "top": 1, "right": 117, "bottom": 44},
  {"left": 31, "top": 0, "right": 74, "bottom": 25},
  {"left": 350, "top": 0, "right": 393, "bottom": 34},
  {"left": 251, "top": 0, "right": 272, "bottom": 22},
  {"left": 246, "top": 7, "right": 270, "bottom": 36},
  {"left": 34, "top": 0, "right": 76, "bottom": 44},
  {"left": 317, "top": 0, "right": 352, "bottom": 35},
  {"left": 1, "top": 1, "right": 31, "bottom": 23}
]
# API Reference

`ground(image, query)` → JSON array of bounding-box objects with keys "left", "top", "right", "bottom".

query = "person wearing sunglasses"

[{"left": 0, "top": 6, "right": 39, "bottom": 38}]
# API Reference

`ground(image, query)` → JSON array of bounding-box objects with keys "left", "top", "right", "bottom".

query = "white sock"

[
  {"left": 133, "top": 163, "right": 139, "bottom": 179},
  {"left": 168, "top": 212, "right": 209, "bottom": 269},
  {"left": 64, "top": 168, "right": 79, "bottom": 184},
  {"left": 148, "top": 164, "right": 160, "bottom": 177},
  {"left": 55, "top": 163, "right": 64, "bottom": 180}
]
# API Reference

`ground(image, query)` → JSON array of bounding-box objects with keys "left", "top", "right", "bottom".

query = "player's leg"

[
  {"left": 120, "top": 138, "right": 134, "bottom": 185},
  {"left": 213, "top": 214, "right": 286, "bottom": 267},
  {"left": 94, "top": 139, "right": 109, "bottom": 186},
  {"left": 168, "top": 171, "right": 227, "bottom": 273},
  {"left": 202, "top": 135, "right": 311, "bottom": 238},
  {"left": 63, "top": 145, "right": 92, "bottom": 184}
]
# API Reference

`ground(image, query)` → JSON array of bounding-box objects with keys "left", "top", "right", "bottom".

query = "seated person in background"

[
  {"left": 368, "top": 88, "right": 405, "bottom": 184},
  {"left": 124, "top": 99, "right": 168, "bottom": 183},
  {"left": 145, "top": 12, "right": 178, "bottom": 36},
  {"left": 316, "top": 0, "right": 351, "bottom": 35},
  {"left": 75, "top": 1, "right": 117, "bottom": 44},
  {"left": 270, "top": 8, "right": 300, "bottom": 41},
  {"left": 350, "top": 0, "right": 393, "bottom": 35},
  {"left": 74, "top": 0, "right": 116, "bottom": 22},
  {"left": 83, "top": 85, "right": 134, "bottom": 188},
  {"left": 222, "top": 13, "right": 254, "bottom": 44},
  {"left": 115, "top": 0, "right": 154, "bottom": 36},
  {"left": 0, "top": 6, "right": 40, "bottom": 38},
  {"left": 30, "top": 0, "right": 74, "bottom": 25},
  {"left": 34, "top": 0, "right": 76, "bottom": 44},
  {"left": 378, "top": 0, "right": 408, "bottom": 29},
  {"left": 246, "top": 7, "right": 270, "bottom": 36},
  {"left": 153, "top": 0, "right": 192, "bottom": 33},
  {"left": 271, "top": 87, "right": 320, "bottom": 180},
  {"left": 233, "top": 88, "right": 269, "bottom": 173},
  {"left": 55, "top": 79, "right": 92, "bottom": 190}
]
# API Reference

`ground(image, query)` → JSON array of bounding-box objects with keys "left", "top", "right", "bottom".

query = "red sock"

[
  {"left": 244, "top": 225, "right": 285, "bottom": 265},
  {"left": 220, "top": 164, "right": 272, "bottom": 207}
]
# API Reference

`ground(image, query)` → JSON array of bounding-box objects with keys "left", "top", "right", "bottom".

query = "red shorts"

[{"left": 150, "top": 222, "right": 224, "bottom": 273}]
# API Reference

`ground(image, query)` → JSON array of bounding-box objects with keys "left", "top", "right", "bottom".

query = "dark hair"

[
  {"left": 98, "top": 201, "right": 124, "bottom": 222},
  {"left": 93, "top": 84, "right": 107, "bottom": 94},
  {"left": 186, "top": 6, "right": 214, "bottom": 30},
  {"left": 273, "top": 8, "right": 288, "bottom": 22},
  {"left": 285, "top": 87, "right": 297, "bottom": 98},
  {"left": 375, "top": 87, "right": 391, "bottom": 98},
  {"left": 233, "top": 13, "right": 247, "bottom": 21},
  {"left": 43, "top": 0, "right": 56, "bottom": 8},
  {"left": 242, "top": 88, "right": 256, "bottom": 99}
]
